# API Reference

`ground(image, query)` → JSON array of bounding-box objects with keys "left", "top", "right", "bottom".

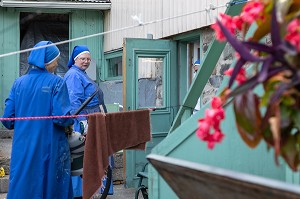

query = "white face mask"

[{"left": 193, "top": 71, "right": 197, "bottom": 78}]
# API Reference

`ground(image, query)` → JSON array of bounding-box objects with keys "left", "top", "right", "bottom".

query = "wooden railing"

[{"left": 148, "top": 154, "right": 300, "bottom": 199}]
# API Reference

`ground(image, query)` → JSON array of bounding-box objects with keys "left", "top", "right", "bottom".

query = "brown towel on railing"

[{"left": 82, "top": 109, "right": 151, "bottom": 199}]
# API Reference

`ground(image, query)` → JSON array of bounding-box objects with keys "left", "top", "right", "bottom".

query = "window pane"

[
  {"left": 138, "top": 57, "right": 164, "bottom": 108},
  {"left": 108, "top": 56, "right": 122, "bottom": 77}
]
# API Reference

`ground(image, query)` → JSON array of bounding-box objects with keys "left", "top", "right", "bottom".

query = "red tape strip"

[{"left": 0, "top": 114, "right": 88, "bottom": 121}]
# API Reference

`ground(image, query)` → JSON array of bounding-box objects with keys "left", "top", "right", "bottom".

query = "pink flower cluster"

[
  {"left": 211, "top": 0, "right": 264, "bottom": 41},
  {"left": 285, "top": 18, "right": 300, "bottom": 52},
  {"left": 196, "top": 97, "right": 225, "bottom": 149},
  {"left": 240, "top": 1, "right": 265, "bottom": 24},
  {"left": 224, "top": 67, "right": 247, "bottom": 85},
  {"left": 211, "top": 14, "right": 240, "bottom": 41}
]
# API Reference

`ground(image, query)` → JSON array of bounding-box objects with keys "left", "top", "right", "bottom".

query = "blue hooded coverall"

[
  {"left": 1, "top": 41, "right": 74, "bottom": 199},
  {"left": 64, "top": 45, "right": 111, "bottom": 197}
]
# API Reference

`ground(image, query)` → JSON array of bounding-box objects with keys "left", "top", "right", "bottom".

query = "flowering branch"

[{"left": 196, "top": 0, "right": 300, "bottom": 171}]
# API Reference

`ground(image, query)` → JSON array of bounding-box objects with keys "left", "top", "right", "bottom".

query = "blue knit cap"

[
  {"left": 28, "top": 41, "right": 60, "bottom": 69},
  {"left": 67, "top": 45, "right": 90, "bottom": 68},
  {"left": 194, "top": 59, "right": 200, "bottom": 66}
]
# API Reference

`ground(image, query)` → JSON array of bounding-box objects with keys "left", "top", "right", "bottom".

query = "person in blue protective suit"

[
  {"left": 1, "top": 41, "right": 74, "bottom": 199},
  {"left": 64, "top": 45, "right": 107, "bottom": 133},
  {"left": 64, "top": 45, "right": 111, "bottom": 198},
  {"left": 192, "top": 59, "right": 201, "bottom": 114}
]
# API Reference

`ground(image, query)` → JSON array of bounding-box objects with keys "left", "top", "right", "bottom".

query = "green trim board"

[
  {"left": 167, "top": 29, "right": 201, "bottom": 42},
  {"left": 103, "top": 50, "right": 123, "bottom": 81},
  {"left": 178, "top": 42, "right": 188, "bottom": 104}
]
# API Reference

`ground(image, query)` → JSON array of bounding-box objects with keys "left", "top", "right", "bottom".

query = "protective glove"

[
  {"left": 64, "top": 125, "right": 73, "bottom": 135},
  {"left": 0, "top": 167, "right": 5, "bottom": 177},
  {"left": 79, "top": 120, "right": 88, "bottom": 135},
  {"left": 68, "top": 131, "right": 86, "bottom": 155}
]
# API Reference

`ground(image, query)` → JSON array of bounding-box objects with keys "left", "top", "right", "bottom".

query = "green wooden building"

[{"left": 1, "top": 1, "right": 299, "bottom": 198}]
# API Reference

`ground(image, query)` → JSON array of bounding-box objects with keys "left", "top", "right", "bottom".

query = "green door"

[{"left": 123, "top": 38, "right": 178, "bottom": 187}]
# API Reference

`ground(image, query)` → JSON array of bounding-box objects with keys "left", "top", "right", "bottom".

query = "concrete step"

[
  {"left": 0, "top": 130, "right": 13, "bottom": 159},
  {"left": 1, "top": 184, "right": 141, "bottom": 199},
  {"left": 0, "top": 130, "right": 12, "bottom": 194},
  {"left": 0, "top": 130, "right": 13, "bottom": 139},
  {"left": 0, "top": 137, "right": 12, "bottom": 176},
  {"left": 0, "top": 175, "right": 8, "bottom": 194}
]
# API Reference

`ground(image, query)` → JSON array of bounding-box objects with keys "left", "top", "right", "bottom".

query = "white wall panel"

[{"left": 104, "top": 0, "right": 228, "bottom": 52}]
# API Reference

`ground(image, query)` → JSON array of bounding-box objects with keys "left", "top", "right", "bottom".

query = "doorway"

[{"left": 19, "top": 13, "right": 69, "bottom": 77}]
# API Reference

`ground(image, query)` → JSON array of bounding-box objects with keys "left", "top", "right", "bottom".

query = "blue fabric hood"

[
  {"left": 28, "top": 41, "right": 60, "bottom": 69},
  {"left": 67, "top": 45, "right": 90, "bottom": 68}
]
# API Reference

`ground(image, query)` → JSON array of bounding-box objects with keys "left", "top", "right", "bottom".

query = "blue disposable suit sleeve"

[
  {"left": 1, "top": 82, "right": 16, "bottom": 129},
  {"left": 64, "top": 73, "right": 85, "bottom": 116},
  {"left": 52, "top": 80, "right": 74, "bottom": 127},
  {"left": 64, "top": 72, "right": 88, "bottom": 121}
]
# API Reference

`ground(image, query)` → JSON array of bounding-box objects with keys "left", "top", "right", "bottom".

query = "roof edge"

[{"left": 0, "top": 0, "right": 111, "bottom": 10}]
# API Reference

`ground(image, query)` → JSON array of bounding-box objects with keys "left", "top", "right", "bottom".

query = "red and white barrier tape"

[{"left": 0, "top": 114, "right": 88, "bottom": 121}]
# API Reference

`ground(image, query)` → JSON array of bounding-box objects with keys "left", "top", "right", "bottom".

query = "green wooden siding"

[
  {"left": 69, "top": 10, "right": 104, "bottom": 83},
  {"left": 0, "top": 8, "right": 19, "bottom": 122}
]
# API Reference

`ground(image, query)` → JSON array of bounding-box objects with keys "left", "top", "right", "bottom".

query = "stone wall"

[
  {"left": 200, "top": 27, "right": 234, "bottom": 105},
  {"left": 112, "top": 152, "right": 125, "bottom": 184}
]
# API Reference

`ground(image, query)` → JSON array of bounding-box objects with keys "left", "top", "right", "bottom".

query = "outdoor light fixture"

[{"left": 0, "top": 0, "right": 111, "bottom": 10}]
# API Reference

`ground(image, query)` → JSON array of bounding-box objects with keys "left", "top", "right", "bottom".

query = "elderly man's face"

[
  {"left": 74, "top": 53, "right": 91, "bottom": 70},
  {"left": 193, "top": 64, "right": 199, "bottom": 72}
]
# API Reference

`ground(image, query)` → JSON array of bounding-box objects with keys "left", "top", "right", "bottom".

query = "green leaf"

[
  {"left": 261, "top": 74, "right": 284, "bottom": 106},
  {"left": 280, "top": 132, "right": 300, "bottom": 172},
  {"left": 233, "top": 91, "right": 262, "bottom": 148},
  {"left": 280, "top": 104, "right": 293, "bottom": 129},
  {"left": 292, "top": 111, "right": 300, "bottom": 130},
  {"left": 285, "top": 1, "right": 300, "bottom": 22},
  {"left": 262, "top": 127, "right": 274, "bottom": 146}
]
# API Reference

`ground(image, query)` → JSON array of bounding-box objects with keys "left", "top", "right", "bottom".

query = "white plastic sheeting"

[{"left": 20, "top": 21, "right": 69, "bottom": 77}]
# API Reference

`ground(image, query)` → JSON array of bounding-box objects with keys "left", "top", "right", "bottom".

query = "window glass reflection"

[
  {"left": 138, "top": 57, "right": 164, "bottom": 108},
  {"left": 108, "top": 56, "right": 122, "bottom": 77}
]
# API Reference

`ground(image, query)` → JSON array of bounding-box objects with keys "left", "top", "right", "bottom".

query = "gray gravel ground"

[
  {"left": 0, "top": 184, "right": 143, "bottom": 199},
  {"left": 0, "top": 131, "right": 144, "bottom": 199}
]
